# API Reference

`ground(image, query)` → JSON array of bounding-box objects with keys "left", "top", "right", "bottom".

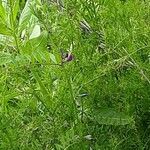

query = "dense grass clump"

[{"left": 0, "top": 0, "right": 150, "bottom": 149}]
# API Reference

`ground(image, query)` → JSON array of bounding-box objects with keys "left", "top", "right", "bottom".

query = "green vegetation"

[{"left": 0, "top": 0, "right": 150, "bottom": 149}]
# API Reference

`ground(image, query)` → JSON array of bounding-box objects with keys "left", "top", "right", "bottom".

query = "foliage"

[{"left": 0, "top": 0, "right": 150, "bottom": 149}]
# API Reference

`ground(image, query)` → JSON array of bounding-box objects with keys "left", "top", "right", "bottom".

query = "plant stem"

[{"left": 63, "top": 66, "right": 78, "bottom": 121}]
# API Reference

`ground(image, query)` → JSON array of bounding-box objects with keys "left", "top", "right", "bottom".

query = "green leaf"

[
  {"left": 22, "top": 30, "right": 47, "bottom": 52},
  {"left": 0, "top": 23, "right": 12, "bottom": 36},
  {"left": 31, "top": 69, "right": 53, "bottom": 110},
  {"left": 92, "top": 108, "right": 134, "bottom": 126},
  {"left": 19, "top": 0, "right": 31, "bottom": 25},
  {"left": 19, "top": 0, "right": 35, "bottom": 32},
  {"left": 49, "top": 53, "right": 57, "bottom": 64},
  {"left": 0, "top": 52, "right": 12, "bottom": 66},
  {"left": 0, "top": 1, "right": 7, "bottom": 23},
  {"left": 32, "top": 50, "right": 44, "bottom": 64},
  {"left": 13, "top": 54, "right": 30, "bottom": 66},
  {"left": 12, "top": 0, "right": 20, "bottom": 22},
  {"left": 29, "top": 24, "right": 41, "bottom": 39}
]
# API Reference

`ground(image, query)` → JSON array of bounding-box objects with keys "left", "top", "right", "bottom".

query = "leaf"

[
  {"left": 19, "top": 0, "right": 31, "bottom": 25},
  {"left": 22, "top": 30, "right": 47, "bottom": 52},
  {"left": 21, "top": 30, "right": 57, "bottom": 64},
  {"left": 13, "top": 54, "right": 30, "bottom": 66},
  {"left": 0, "top": 1, "right": 6, "bottom": 22},
  {"left": 49, "top": 53, "right": 57, "bottom": 64},
  {"left": 31, "top": 69, "right": 53, "bottom": 110},
  {"left": 0, "top": 34, "right": 14, "bottom": 46},
  {"left": 19, "top": 0, "right": 36, "bottom": 32},
  {"left": 32, "top": 50, "right": 44, "bottom": 63},
  {"left": 91, "top": 108, "right": 134, "bottom": 126},
  {"left": 0, "top": 52, "right": 12, "bottom": 66},
  {"left": 29, "top": 24, "right": 41, "bottom": 39},
  {"left": 12, "top": 0, "right": 20, "bottom": 22},
  {"left": 0, "top": 23, "right": 12, "bottom": 36}
]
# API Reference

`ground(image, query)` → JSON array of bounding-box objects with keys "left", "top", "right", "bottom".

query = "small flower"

[
  {"left": 62, "top": 52, "right": 74, "bottom": 63},
  {"left": 65, "top": 52, "right": 74, "bottom": 62}
]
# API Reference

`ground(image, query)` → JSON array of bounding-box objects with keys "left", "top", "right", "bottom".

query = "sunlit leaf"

[
  {"left": 0, "top": 1, "right": 7, "bottom": 23},
  {"left": 29, "top": 24, "right": 41, "bottom": 39},
  {"left": 49, "top": 53, "right": 57, "bottom": 64},
  {"left": 19, "top": 0, "right": 35, "bottom": 32}
]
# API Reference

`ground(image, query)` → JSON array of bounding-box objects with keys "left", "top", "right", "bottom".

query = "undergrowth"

[{"left": 0, "top": 0, "right": 150, "bottom": 149}]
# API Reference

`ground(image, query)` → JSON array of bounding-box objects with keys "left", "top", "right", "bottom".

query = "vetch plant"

[{"left": 0, "top": 0, "right": 150, "bottom": 150}]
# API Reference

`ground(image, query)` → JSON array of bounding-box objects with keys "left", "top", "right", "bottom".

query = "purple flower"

[
  {"left": 62, "top": 52, "right": 74, "bottom": 62},
  {"left": 65, "top": 53, "right": 74, "bottom": 62}
]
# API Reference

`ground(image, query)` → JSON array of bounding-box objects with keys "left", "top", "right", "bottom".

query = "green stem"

[
  {"left": 13, "top": 32, "right": 20, "bottom": 53},
  {"left": 63, "top": 66, "right": 78, "bottom": 121}
]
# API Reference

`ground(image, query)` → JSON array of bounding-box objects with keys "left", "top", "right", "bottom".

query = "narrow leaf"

[
  {"left": 92, "top": 108, "right": 134, "bottom": 126},
  {"left": 0, "top": 1, "right": 6, "bottom": 22},
  {"left": 12, "top": 0, "right": 20, "bottom": 22}
]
